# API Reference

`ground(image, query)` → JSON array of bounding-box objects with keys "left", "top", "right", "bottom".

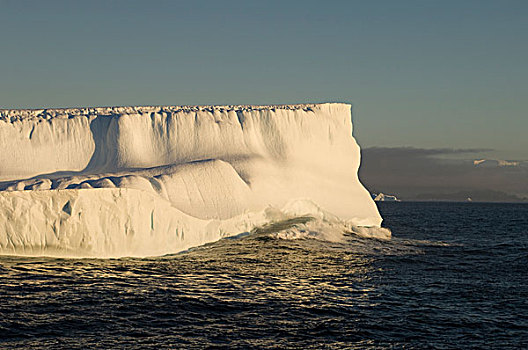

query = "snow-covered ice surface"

[{"left": 0, "top": 103, "right": 387, "bottom": 257}]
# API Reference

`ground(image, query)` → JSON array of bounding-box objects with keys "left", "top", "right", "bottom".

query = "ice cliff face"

[{"left": 0, "top": 103, "right": 384, "bottom": 257}]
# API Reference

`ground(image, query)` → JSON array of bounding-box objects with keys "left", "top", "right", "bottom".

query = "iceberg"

[
  {"left": 373, "top": 193, "right": 401, "bottom": 202},
  {"left": 0, "top": 103, "right": 385, "bottom": 257}
]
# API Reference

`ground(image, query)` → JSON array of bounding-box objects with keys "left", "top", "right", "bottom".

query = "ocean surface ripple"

[{"left": 1, "top": 202, "right": 527, "bottom": 349}]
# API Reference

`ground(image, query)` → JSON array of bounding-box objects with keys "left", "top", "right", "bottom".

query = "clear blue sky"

[{"left": 1, "top": 0, "right": 526, "bottom": 158}]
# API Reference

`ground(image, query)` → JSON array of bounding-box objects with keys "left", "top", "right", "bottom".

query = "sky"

[{"left": 1, "top": 0, "right": 527, "bottom": 159}]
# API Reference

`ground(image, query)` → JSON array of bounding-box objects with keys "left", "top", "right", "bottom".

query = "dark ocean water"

[{"left": 1, "top": 202, "right": 527, "bottom": 349}]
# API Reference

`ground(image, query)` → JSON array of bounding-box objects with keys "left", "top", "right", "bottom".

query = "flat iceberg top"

[{"left": 0, "top": 102, "right": 350, "bottom": 122}]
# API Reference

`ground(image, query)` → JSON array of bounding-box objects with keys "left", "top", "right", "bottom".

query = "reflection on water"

[{"left": 1, "top": 202, "right": 527, "bottom": 349}]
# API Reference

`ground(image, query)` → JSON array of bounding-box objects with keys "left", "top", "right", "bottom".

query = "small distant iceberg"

[{"left": 372, "top": 193, "right": 401, "bottom": 202}]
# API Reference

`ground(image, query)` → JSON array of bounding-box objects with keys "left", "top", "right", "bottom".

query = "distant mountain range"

[
  {"left": 360, "top": 148, "right": 528, "bottom": 203},
  {"left": 412, "top": 189, "right": 526, "bottom": 203}
]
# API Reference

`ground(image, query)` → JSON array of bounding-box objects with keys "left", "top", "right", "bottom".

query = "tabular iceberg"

[{"left": 0, "top": 103, "right": 385, "bottom": 257}]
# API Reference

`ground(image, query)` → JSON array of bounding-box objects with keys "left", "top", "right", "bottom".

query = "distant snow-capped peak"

[{"left": 473, "top": 159, "right": 521, "bottom": 167}]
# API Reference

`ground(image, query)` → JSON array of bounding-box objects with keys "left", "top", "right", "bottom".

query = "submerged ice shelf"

[{"left": 0, "top": 103, "right": 386, "bottom": 257}]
